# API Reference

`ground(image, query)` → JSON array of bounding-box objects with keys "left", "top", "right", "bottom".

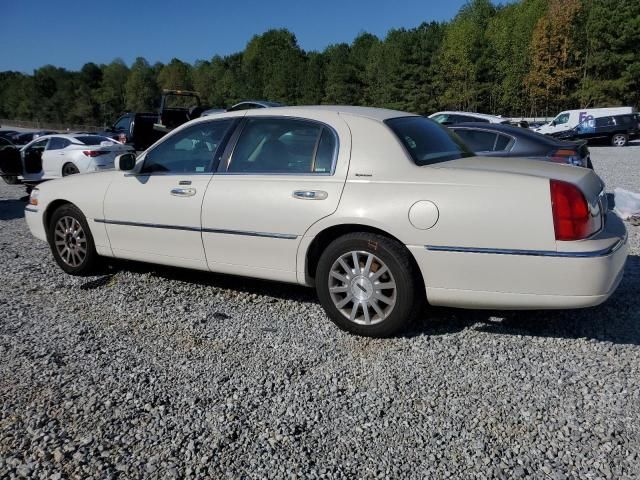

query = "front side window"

[
  {"left": 46, "top": 137, "right": 71, "bottom": 151},
  {"left": 555, "top": 113, "right": 570, "bottom": 125},
  {"left": 141, "top": 119, "right": 235, "bottom": 174},
  {"left": 386, "top": 117, "right": 473, "bottom": 165},
  {"left": 114, "top": 116, "right": 131, "bottom": 131},
  {"left": 227, "top": 118, "right": 336, "bottom": 174},
  {"left": 26, "top": 138, "right": 48, "bottom": 153}
]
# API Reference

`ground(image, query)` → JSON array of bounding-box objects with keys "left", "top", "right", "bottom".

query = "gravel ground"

[{"left": 1, "top": 146, "right": 639, "bottom": 480}]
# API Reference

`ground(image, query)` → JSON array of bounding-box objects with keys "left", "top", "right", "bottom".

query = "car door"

[
  {"left": 42, "top": 136, "right": 71, "bottom": 177},
  {"left": 102, "top": 118, "right": 237, "bottom": 270},
  {"left": 201, "top": 114, "right": 350, "bottom": 283},
  {"left": 21, "top": 137, "right": 49, "bottom": 176}
]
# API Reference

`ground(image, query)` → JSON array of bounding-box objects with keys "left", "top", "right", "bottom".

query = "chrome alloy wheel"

[
  {"left": 328, "top": 250, "right": 397, "bottom": 325},
  {"left": 612, "top": 134, "right": 627, "bottom": 147},
  {"left": 54, "top": 216, "right": 87, "bottom": 267}
]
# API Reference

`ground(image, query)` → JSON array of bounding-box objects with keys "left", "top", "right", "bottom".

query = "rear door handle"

[
  {"left": 170, "top": 187, "right": 197, "bottom": 197},
  {"left": 293, "top": 190, "right": 328, "bottom": 200}
]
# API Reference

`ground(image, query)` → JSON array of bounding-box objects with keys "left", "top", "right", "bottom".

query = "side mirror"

[
  {"left": 551, "top": 120, "right": 557, "bottom": 126},
  {"left": 115, "top": 153, "right": 136, "bottom": 171}
]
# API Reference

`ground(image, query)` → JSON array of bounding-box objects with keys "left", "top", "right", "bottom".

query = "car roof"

[
  {"left": 429, "top": 111, "right": 505, "bottom": 122},
  {"left": 29, "top": 133, "right": 112, "bottom": 142},
  {"left": 197, "top": 105, "right": 418, "bottom": 122}
]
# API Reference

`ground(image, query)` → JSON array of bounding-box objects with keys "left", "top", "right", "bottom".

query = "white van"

[{"left": 535, "top": 107, "right": 636, "bottom": 135}]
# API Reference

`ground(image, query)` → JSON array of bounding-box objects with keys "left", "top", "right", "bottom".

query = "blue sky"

[{"left": 2, "top": 0, "right": 482, "bottom": 73}]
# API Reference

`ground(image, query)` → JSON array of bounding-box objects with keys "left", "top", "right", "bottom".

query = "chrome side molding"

[{"left": 425, "top": 234, "right": 627, "bottom": 259}]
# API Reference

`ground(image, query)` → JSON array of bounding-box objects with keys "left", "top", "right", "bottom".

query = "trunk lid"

[{"left": 435, "top": 156, "right": 604, "bottom": 202}]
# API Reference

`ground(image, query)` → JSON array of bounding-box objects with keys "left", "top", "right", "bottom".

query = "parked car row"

[
  {"left": 22, "top": 106, "right": 628, "bottom": 337},
  {"left": 0, "top": 133, "right": 133, "bottom": 185}
]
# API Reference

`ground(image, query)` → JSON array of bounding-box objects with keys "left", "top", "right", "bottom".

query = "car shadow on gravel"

[
  {"left": 408, "top": 255, "right": 640, "bottom": 346},
  {"left": 106, "top": 260, "right": 318, "bottom": 304},
  {"left": 106, "top": 255, "right": 640, "bottom": 345},
  {"left": 0, "top": 198, "right": 27, "bottom": 220}
]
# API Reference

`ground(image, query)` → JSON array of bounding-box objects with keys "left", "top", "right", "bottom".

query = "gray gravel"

[{"left": 1, "top": 145, "right": 640, "bottom": 479}]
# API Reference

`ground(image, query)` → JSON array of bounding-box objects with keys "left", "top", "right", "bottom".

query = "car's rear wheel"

[
  {"left": 48, "top": 204, "right": 99, "bottom": 275},
  {"left": 316, "top": 233, "right": 423, "bottom": 337},
  {"left": 62, "top": 162, "right": 80, "bottom": 176},
  {"left": 611, "top": 134, "right": 628, "bottom": 147}
]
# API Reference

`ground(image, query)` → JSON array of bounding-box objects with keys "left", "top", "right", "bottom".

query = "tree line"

[{"left": 0, "top": 0, "right": 637, "bottom": 127}]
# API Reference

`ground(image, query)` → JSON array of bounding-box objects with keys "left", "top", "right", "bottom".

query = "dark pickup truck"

[
  {"left": 99, "top": 112, "right": 162, "bottom": 152},
  {"left": 101, "top": 90, "right": 208, "bottom": 151}
]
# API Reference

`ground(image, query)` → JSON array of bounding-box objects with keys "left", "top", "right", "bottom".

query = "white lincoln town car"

[{"left": 24, "top": 106, "right": 628, "bottom": 337}]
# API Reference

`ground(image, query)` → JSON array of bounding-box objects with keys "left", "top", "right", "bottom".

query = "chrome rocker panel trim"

[{"left": 94, "top": 219, "right": 297, "bottom": 240}]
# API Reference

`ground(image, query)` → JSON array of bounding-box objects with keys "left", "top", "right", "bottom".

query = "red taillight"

[
  {"left": 83, "top": 150, "right": 109, "bottom": 157},
  {"left": 550, "top": 180, "right": 593, "bottom": 241}
]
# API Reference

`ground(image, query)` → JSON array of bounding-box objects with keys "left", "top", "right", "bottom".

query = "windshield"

[{"left": 385, "top": 116, "right": 473, "bottom": 166}]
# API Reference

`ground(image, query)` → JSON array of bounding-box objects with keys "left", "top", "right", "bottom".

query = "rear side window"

[
  {"left": 386, "top": 117, "right": 473, "bottom": 165},
  {"left": 227, "top": 118, "right": 336, "bottom": 174},
  {"left": 453, "top": 129, "right": 497, "bottom": 152},
  {"left": 46, "top": 137, "right": 71, "bottom": 150},
  {"left": 495, "top": 134, "right": 512, "bottom": 151},
  {"left": 75, "top": 136, "right": 116, "bottom": 145},
  {"left": 595, "top": 116, "right": 614, "bottom": 127}
]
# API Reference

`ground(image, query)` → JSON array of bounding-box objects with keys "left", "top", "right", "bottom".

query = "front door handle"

[
  {"left": 293, "top": 190, "right": 328, "bottom": 200},
  {"left": 170, "top": 187, "right": 197, "bottom": 197}
]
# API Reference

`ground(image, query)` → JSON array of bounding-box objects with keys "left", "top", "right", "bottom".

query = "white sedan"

[
  {"left": 24, "top": 107, "right": 628, "bottom": 337},
  {"left": 19, "top": 134, "right": 133, "bottom": 182}
]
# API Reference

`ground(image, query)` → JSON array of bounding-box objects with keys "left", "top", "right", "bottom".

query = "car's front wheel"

[
  {"left": 611, "top": 133, "right": 628, "bottom": 147},
  {"left": 316, "top": 233, "right": 423, "bottom": 337},
  {"left": 48, "top": 204, "right": 99, "bottom": 275}
]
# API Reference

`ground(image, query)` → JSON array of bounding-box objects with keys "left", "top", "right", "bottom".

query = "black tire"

[
  {"left": 62, "top": 162, "right": 80, "bottom": 176},
  {"left": 315, "top": 233, "right": 423, "bottom": 337},
  {"left": 47, "top": 204, "right": 100, "bottom": 276},
  {"left": 2, "top": 175, "right": 20, "bottom": 185},
  {"left": 611, "top": 133, "right": 627, "bottom": 147}
]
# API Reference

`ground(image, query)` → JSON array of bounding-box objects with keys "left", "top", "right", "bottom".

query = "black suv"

[{"left": 551, "top": 113, "right": 639, "bottom": 147}]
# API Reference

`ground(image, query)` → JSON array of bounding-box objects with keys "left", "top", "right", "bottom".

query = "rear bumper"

[{"left": 410, "top": 212, "right": 628, "bottom": 310}]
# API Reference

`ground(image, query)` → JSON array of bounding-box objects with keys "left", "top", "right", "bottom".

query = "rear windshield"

[
  {"left": 74, "top": 135, "right": 116, "bottom": 145},
  {"left": 385, "top": 116, "right": 473, "bottom": 165}
]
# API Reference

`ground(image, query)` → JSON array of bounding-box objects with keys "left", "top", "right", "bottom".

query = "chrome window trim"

[
  {"left": 425, "top": 234, "right": 626, "bottom": 258},
  {"left": 221, "top": 116, "right": 339, "bottom": 176},
  {"left": 94, "top": 218, "right": 297, "bottom": 239}
]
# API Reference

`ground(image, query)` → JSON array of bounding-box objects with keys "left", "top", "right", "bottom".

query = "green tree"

[
  {"left": 124, "top": 57, "right": 159, "bottom": 112},
  {"left": 97, "top": 59, "right": 129, "bottom": 125},
  {"left": 578, "top": 0, "right": 640, "bottom": 108},
  {"left": 525, "top": 0, "right": 583, "bottom": 115},
  {"left": 157, "top": 58, "right": 193, "bottom": 90},
  {"left": 487, "top": 0, "right": 547, "bottom": 116},
  {"left": 242, "top": 29, "right": 306, "bottom": 103}
]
